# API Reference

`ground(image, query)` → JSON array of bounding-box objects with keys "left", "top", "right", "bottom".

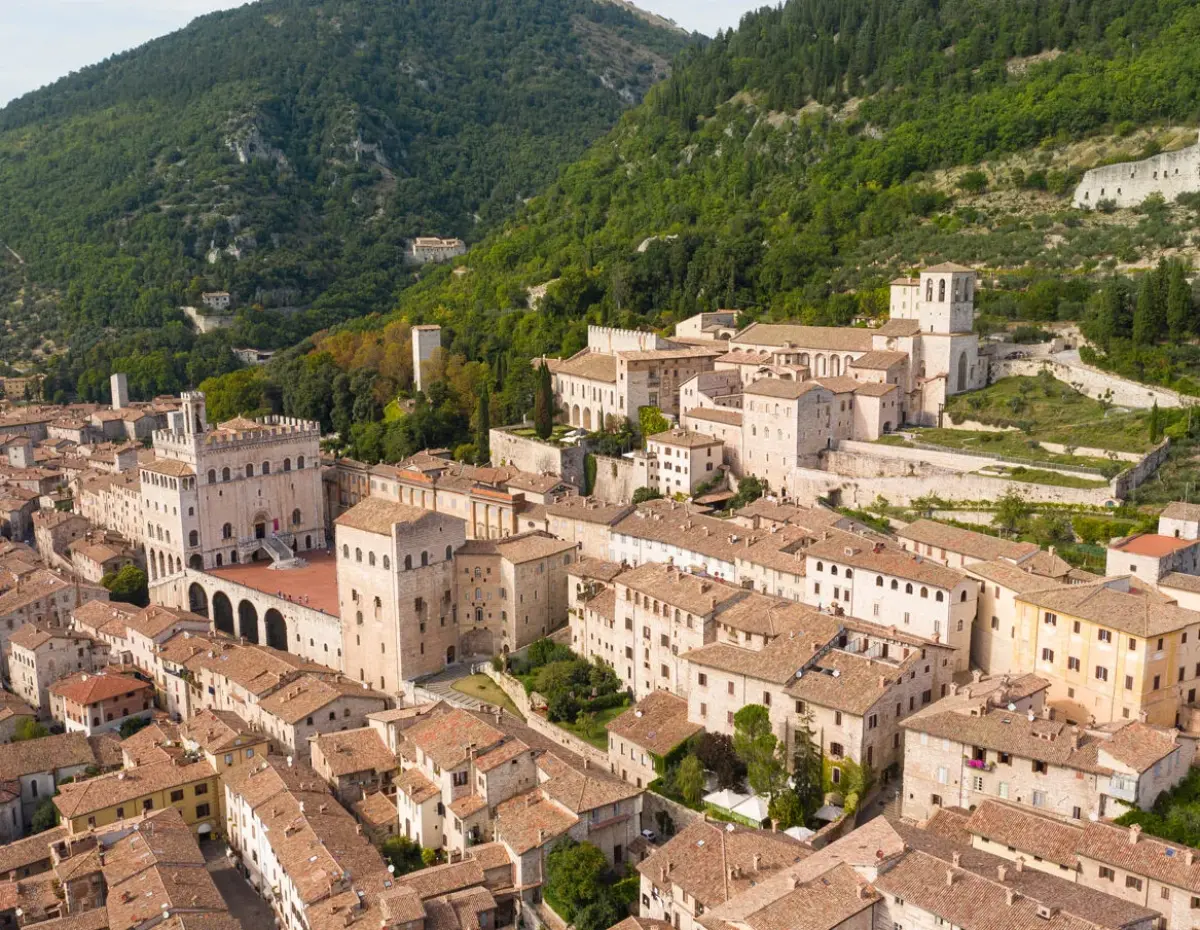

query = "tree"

[
  {"left": 992, "top": 488, "right": 1030, "bottom": 537},
  {"left": 791, "top": 706, "right": 824, "bottom": 821},
  {"left": 574, "top": 892, "right": 626, "bottom": 930},
  {"left": 1149, "top": 401, "right": 1164, "bottom": 443},
  {"left": 768, "top": 788, "right": 806, "bottom": 829},
  {"left": 694, "top": 732, "right": 745, "bottom": 789},
  {"left": 675, "top": 755, "right": 706, "bottom": 806},
  {"left": 632, "top": 486, "right": 663, "bottom": 505},
  {"left": 574, "top": 709, "right": 598, "bottom": 740},
  {"left": 728, "top": 475, "right": 766, "bottom": 511},
  {"left": 1167, "top": 261, "right": 1191, "bottom": 342},
  {"left": 12, "top": 718, "right": 48, "bottom": 742},
  {"left": 382, "top": 836, "right": 426, "bottom": 876},
  {"left": 119, "top": 716, "right": 151, "bottom": 739},
  {"left": 534, "top": 363, "right": 554, "bottom": 440},
  {"left": 102, "top": 564, "right": 149, "bottom": 607},
  {"left": 1132, "top": 274, "right": 1159, "bottom": 347},
  {"left": 30, "top": 797, "right": 58, "bottom": 834},
  {"left": 475, "top": 386, "right": 491, "bottom": 465},
  {"left": 957, "top": 170, "right": 988, "bottom": 194},
  {"left": 733, "top": 705, "right": 787, "bottom": 797},
  {"left": 545, "top": 839, "right": 607, "bottom": 920},
  {"left": 638, "top": 406, "right": 670, "bottom": 437}
]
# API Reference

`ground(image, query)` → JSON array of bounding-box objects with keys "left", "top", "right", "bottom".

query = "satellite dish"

[
  {"left": 1006, "top": 703, "right": 1016, "bottom": 711},
  {"left": 725, "top": 823, "right": 735, "bottom": 832},
  {"left": 832, "top": 669, "right": 841, "bottom": 678}
]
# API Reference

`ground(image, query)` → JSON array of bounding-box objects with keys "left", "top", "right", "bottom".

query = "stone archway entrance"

[
  {"left": 213, "top": 592, "right": 234, "bottom": 636},
  {"left": 264, "top": 608, "right": 288, "bottom": 651},
  {"left": 956, "top": 352, "right": 968, "bottom": 392},
  {"left": 188, "top": 583, "right": 209, "bottom": 618},
  {"left": 238, "top": 600, "right": 259, "bottom": 644}
]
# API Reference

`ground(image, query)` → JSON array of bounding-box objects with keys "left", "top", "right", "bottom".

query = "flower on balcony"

[{"left": 966, "top": 758, "right": 988, "bottom": 770}]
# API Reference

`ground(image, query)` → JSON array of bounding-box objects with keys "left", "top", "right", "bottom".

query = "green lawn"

[
  {"left": 997, "top": 466, "right": 1110, "bottom": 489},
  {"left": 507, "top": 424, "right": 574, "bottom": 443},
  {"left": 883, "top": 427, "right": 1117, "bottom": 473},
  {"left": 451, "top": 674, "right": 524, "bottom": 719},
  {"left": 556, "top": 704, "right": 628, "bottom": 751},
  {"left": 943, "top": 376, "right": 1167, "bottom": 454}
]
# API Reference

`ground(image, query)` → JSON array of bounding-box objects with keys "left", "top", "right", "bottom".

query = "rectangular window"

[
  {"left": 972, "top": 776, "right": 983, "bottom": 791},
  {"left": 1099, "top": 867, "right": 1115, "bottom": 881},
  {"left": 937, "top": 766, "right": 948, "bottom": 785},
  {"left": 697, "top": 673, "right": 707, "bottom": 687},
  {"left": 1031, "top": 790, "right": 1047, "bottom": 808},
  {"left": 1042, "top": 648, "right": 1054, "bottom": 662},
  {"left": 1095, "top": 666, "right": 1109, "bottom": 682},
  {"left": 1068, "top": 657, "right": 1080, "bottom": 671},
  {"left": 170, "top": 790, "right": 184, "bottom": 802},
  {"left": 830, "top": 743, "right": 844, "bottom": 759},
  {"left": 1044, "top": 612, "right": 1057, "bottom": 626},
  {"left": 1098, "top": 629, "right": 1112, "bottom": 643},
  {"left": 1126, "top": 877, "right": 1144, "bottom": 891},
  {"left": 195, "top": 783, "right": 208, "bottom": 796},
  {"left": 196, "top": 803, "right": 211, "bottom": 818}
]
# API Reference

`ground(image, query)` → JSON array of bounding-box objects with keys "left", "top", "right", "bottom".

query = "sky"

[{"left": 0, "top": 0, "right": 764, "bottom": 108}]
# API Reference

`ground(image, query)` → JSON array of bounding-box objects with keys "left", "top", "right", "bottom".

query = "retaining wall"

[
  {"left": 642, "top": 791, "right": 705, "bottom": 836},
  {"left": 489, "top": 428, "right": 587, "bottom": 490},
  {"left": 480, "top": 666, "right": 610, "bottom": 767},
  {"left": 592, "top": 454, "right": 639, "bottom": 504},
  {"left": 991, "top": 357, "right": 1197, "bottom": 409}
]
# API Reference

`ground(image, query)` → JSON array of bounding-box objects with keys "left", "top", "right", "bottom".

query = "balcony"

[
  {"left": 964, "top": 757, "right": 993, "bottom": 772},
  {"left": 1107, "top": 776, "right": 1138, "bottom": 803}
]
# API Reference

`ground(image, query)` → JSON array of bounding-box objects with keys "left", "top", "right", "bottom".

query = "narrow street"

[{"left": 205, "top": 843, "right": 276, "bottom": 930}]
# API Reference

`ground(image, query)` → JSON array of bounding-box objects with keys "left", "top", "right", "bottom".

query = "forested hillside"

[
  {"left": 0, "top": 0, "right": 689, "bottom": 394},
  {"left": 216, "top": 0, "right": 1200, "bottom": 463}
]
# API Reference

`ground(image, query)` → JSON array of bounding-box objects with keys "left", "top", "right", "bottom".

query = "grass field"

[
  {"left": 451, "top": 674, "right": 524, "bottom": 719},
  {"left": 878, "top": 428, "right": 1116, "bottom": 472},
  {"left": 555, "top": 704, "right": 627, "bottom": 751},
  {"left": 942, "top": 376, "right": 1172, "bottom": 454},
  {"left": 998, "top": 466, "right": 1110, "bottom": 489}
]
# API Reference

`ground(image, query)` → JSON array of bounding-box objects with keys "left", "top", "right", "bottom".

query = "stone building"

[
  {"left": 48, "top": 671, "right": 154, "bottom": 736},
  {"left": 139, "top": 392, "right": 325, "bottom": 581},
  {"left": 1073, "top": 132, "right": 1200, "bottom": 209},
  {"left": 7, "top": 624, "right": 110, "bottom": 714},
  {"left": 335, "top": 498, "right": 465, "bottom": 693}
]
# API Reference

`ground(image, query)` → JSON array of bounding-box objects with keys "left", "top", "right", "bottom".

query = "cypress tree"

[
  {"left": 1132, "top": 275, "right": 1157, "bottom": 347},
  {"left": 475, "top": 386, "right": 491, "bottom": 465},
  {"left": 534, "top": 363, "right": 553, "bottom": 440},
  {"left": 1167, "top": 261, "right": 1191, "bottom": 343}
]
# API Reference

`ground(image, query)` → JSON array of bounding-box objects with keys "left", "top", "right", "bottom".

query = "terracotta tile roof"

[
  {"left": 8, "top": 623, "right": 95, "bottom": 651},
  {"left": 606, "top": 691, "right": 701, "bottom": 756},
  {"left": 313, "top": 727, "right": 396, "bottom": 777},
  {"left": 637, "top": 820, "right": 807, "bottom": 907},
  {"left": 493, "top": 790, "right": 576, "bottom": 854},
  {"left": 179, "top": 709, "right": 260, "bottom": 755},
  {"left": 256, "top": 674, "right": 386, "bottom": 725},
  {"left": 744, "top": 379, "right": 825, "bottom": 400},
  {"left": 352, "top": 791, "right": 398, "bottom": 828},
  {"left": 1110, "top": 533, "right": 1198, "bottom": 557},
  {"left": 616, "top": 560, "right": 747, "bottom": 616},
  {"left": 0, "top": 732, "right": 96, "bottom": 780},
  {"left": 612, "top": 919, "right": 674, "bottom": 930},
  {"left": 1017, "top": 580, "right": 1198, "bottom": 637},
  {"left": 542, "top": 352, "right": 618, "bottom": 383},
  {"left": 50, "top": 671, "right": 151, "bottom": 706},
  {"left": 1157, "top": 571, "right": 1200, "bottom": 594},
  {"left": 1077, "top": 820, "right": 1200, "bottom": 892},
  {"left": 473, "top": 737, "right": 531, "bottom": 772},
  {"left": 569, "top": 557, "right": 627, "bottom": 583},
  {"left": 684, "top": 407, "right": 743, "bottom": 427},
  {"left": 395, "top": 767, "right": 440, "bottom": 805},
  {"left": 23, "top": 910, "right": 109, "bottom": 930},
  {"left": 964, "top": 559, "right": 1066, "bottom": 594},
  {"left": 1098, "top": 721, "right": 1180, "bottom": 771},
  {"left": 648, "top": 428, "right": 723, "bottom": 449},
  {"left": 922, "top": 806, "right": 974, "bottom": 845},
  {"left": 806, "top": 532, "right": 970, "bottom": 590},
  {"left": 448, "top": 794, "right": 488, "bottom": 819},
  {"left": 875, "top": 319, "right": 923, "bottom": 336},
  {"left": 140, "top": 458, "right": 195, "bottom": 478},
  {"left": 405, "top": 708, "right": 505, "bottom": 770},
  {"left": 899, "top": 520, "right": 1041, "bottom": 562},
  {"left": 785, "top": 649, "right": 924, "bottom": 715},
  {"left": 619, "top": 345, "right": 726, "bottom": 362},
  {"left": 1160, "top": 501, "right": 1200, "bottom": 523},
  {"left": 684, "top": 630, "right": 831, "bottom": 686},
  {"left": 925, "top": 262, "right": 976, "bottom": 273},
  {"left": 853, "top": 381, "right": 898, "bottom": 397},
  {"left": 965, "top": 800, "right": 1081, "bottom": 868},
  {"left": 544, "top": 496, "right": 633, "bottom": 525},
  {"left": 536, "top": 751, "right": 641, "bottom": 813},
  {"left": 0, "top": 826, "right": 65, "bottom": 874},
  {"left": 54, "top": 760, "right": 216, "bottom": 820},
  {"left": 124, "top": 605, "right": 206, "bottom": 640},
  {"left": 335, "top": 497, "right": 442, "bottom": 534},
  {"left": 87, "top": 733, "right": 125, "bottom": 769},
  {"left": 849, "top": 350, "right": 908, "bottom": 370},
  {"left": 734, "top": 324, "right": 873, "bottom": 352},
  {"left": 459, "top": 530, "right": 576, "bottom": 565},
  {"left": 398, "top": 860, "right": 486, "bottom": 899}
]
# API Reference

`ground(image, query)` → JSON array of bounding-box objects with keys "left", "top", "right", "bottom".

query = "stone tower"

[{"left": 412, "top": 325, "right": 442, "bottom": 393}]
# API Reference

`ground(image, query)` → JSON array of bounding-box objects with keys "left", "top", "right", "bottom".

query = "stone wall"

[
  {"left": 991, "top": 357, "right": 1196, "bottom": 409},
  {"left": 832, "top": 441, "right": 1104, "bottom": 481},
  {"left": 642, "top": 790, "right": 704, "bottom": 835},
  {"left": 480, "top": 666, "right": 610, "bottom": 767},
  {"left": 1073, "top": 134, "right": 1200, "bottom": 209},
  {"left": 489, "top": 428, "right": 586, "bottom": 490},
  {"left": 592, "top": 454, "right": 639, "bottom": 504},
  {"left": 1111, "top": 438, "right": 1171, "bottom": 498}
]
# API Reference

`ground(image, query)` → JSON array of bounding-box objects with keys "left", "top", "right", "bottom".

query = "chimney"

[
  {"left": 660, "top": 866, "right": 668, "bottom": 883},
  {"left": 1006, "top": 889, "right": 1017, "bottom": 907},
  {"left": 972, "top": 669, "right": 983, "bottom": 683},
  {"left": 997, "top": 865, "right": 1008, "bottom": 882},
  {"left": 1129, "top": 824, "right": 1142, "bottom": 845},
  {"left": 356, "top": 824, "right": 362, "bottom": 836},
  {"left": 952, "top": 852, "right": 961, "bottom": 868},
  {"left": 753, "top": 854, "right": 762, "bottom": 872},
  {"left": 1185, "top": 850, "right": 1194, "bottom": 866},
  {"left": 791, "top": 875, "right": 802, "bottom": 890},
  {"left": 1015, "top": 858, "right": 1024, "bottom": 873},
  {"left": 946, "top": 870, "right": 955, "bottom": 887}
]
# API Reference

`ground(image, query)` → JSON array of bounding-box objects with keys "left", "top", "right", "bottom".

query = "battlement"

[
  {"left": 587, "top": 325, "right": 669, "bottom": 354},
  {"left": 152, "top": 415, "right": 320, "bottom": 453}
]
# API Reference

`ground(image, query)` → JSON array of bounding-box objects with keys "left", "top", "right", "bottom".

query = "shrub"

[{"left": 958, "top": 170, "right": 988, "bottom": 194}]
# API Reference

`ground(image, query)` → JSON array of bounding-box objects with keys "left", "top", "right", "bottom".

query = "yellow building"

[
  {"left": 1014, "top": 578, "right": 1200, "bottom": 726},
  {"left": 180, "top": 708, "right": 269, "bottom": 818},
  {"left": 53, "top": 758, "right": 220, "bottom": 836}
]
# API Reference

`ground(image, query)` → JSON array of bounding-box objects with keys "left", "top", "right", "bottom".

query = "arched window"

[
  {"left": 343, "top": 544, "right": 349, "bottom": 558},
  {"left": 369, "top": 553, "right": 376, "bottom": 567},
  {"left": 245, "top": 463, "right": 254, "bottom": 478},
  {"left": 445, "top": 545, "right": 453, "bottom": 561},
  {"left": 815, "top": 562, "right": 824, "bottom": 572},
  {"left": 938, "top": 279, "right": 946, "bottom": 302},
  {"left": 208, "top": 469, "right": 216, "bottom": 484},
  {"left": 920, "top": 587, "right": 928, "bottom": 599},
  {"left": 905, "top": 583, "right": 913, "bottom": 594},
  {"left": 283, "top": 458, "right": 292, "bottom": 472},
  {"left": 383, "top": 556, "right": 390, "bottom": 570},
  {"left": 188, "top": 530, "right": 199, "bottom": 547},
  {"left": 926, "top": 279, "right": 933, "bottom": 302},
  {"left": 845, "top": 569, "right": 853, "bottom": 579},
  {"left": 891, "top": 579, "right": 898, "bottom": 590},
  {"left": 222, "top": 523, "right": 232, "bottom": 540},
  {"left": 475, "top": 587, "right": 482, "bottom": 600},
  {"left": 936, "top": 590, "right": 945, "bottom": 602},
  {"left": 215, "top": 554, "right": 223, "bottom": 567},
  {"left": 292, "top": 508, "right": 301, "bottom": 525},
  {"left": 404, "top": 555, "right": 412, "bottom": 570},
  {"left": 355, "top": 548, "right": 362, "bottom": 563},
  {"left": 262, "top": 461, "right": 270, "bottom": 475},
  {"left": 831, "top": 565, "right": 839, "bottom": 576},
  {"left": 876, "top": 576, "right": 883, "bottom": 587},
  {"left": 222, "top": 467, "right": 231, "bottom": 482},
  {"left": 961, "top": 590, "right": 968, "bottom": 602},
  {"left": 421, "top": 551, "right": 429, "bottom": 567},
  {"left": 297, "top": 456, "right": 305, "bottom": 469}
]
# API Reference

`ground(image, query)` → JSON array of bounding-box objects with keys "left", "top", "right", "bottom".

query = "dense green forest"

[
  {"left": 195, "top": 0, "right": 1200, "bottom": 462},
  {"left": 0, "top": 0, "right": 691, "bottom": 392}
]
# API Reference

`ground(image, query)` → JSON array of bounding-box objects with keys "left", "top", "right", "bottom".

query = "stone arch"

[
  {"left": 571, "top": 405, "right": 580, "bottom": 426},
  {"left": 188, "top": 554, "right": 203, "bottom": 570},
  {"left": 817, "top": 355, "right": 828, "bottom": 377},
  {"left": 956, "top": 352, "right": 968, "bottom": 392},
  {"left": 446, "top": 645, "right": 456, "bottom": 665},
  {"left": 213, "top": 592, "right": 234, "bottom": 636},
  {"left": 238, "top": 600, "right": 260, "bottom": 644},
  {"left": 188, "top": 583, "right": 209, "bottom": 617},
  {"left": 582, "top": 408, "right": 592, "bottom": 430},
  {"left": 831, "top": 355, "right": 841, "bottom": 376},
  {"left": 264, "top": 609, "right": 287, "bottom": 651}
]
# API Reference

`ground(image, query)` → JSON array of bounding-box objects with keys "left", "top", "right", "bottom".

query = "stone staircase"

[{"left": 262, "top": 535, "right": 305, "bottom": 569}]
